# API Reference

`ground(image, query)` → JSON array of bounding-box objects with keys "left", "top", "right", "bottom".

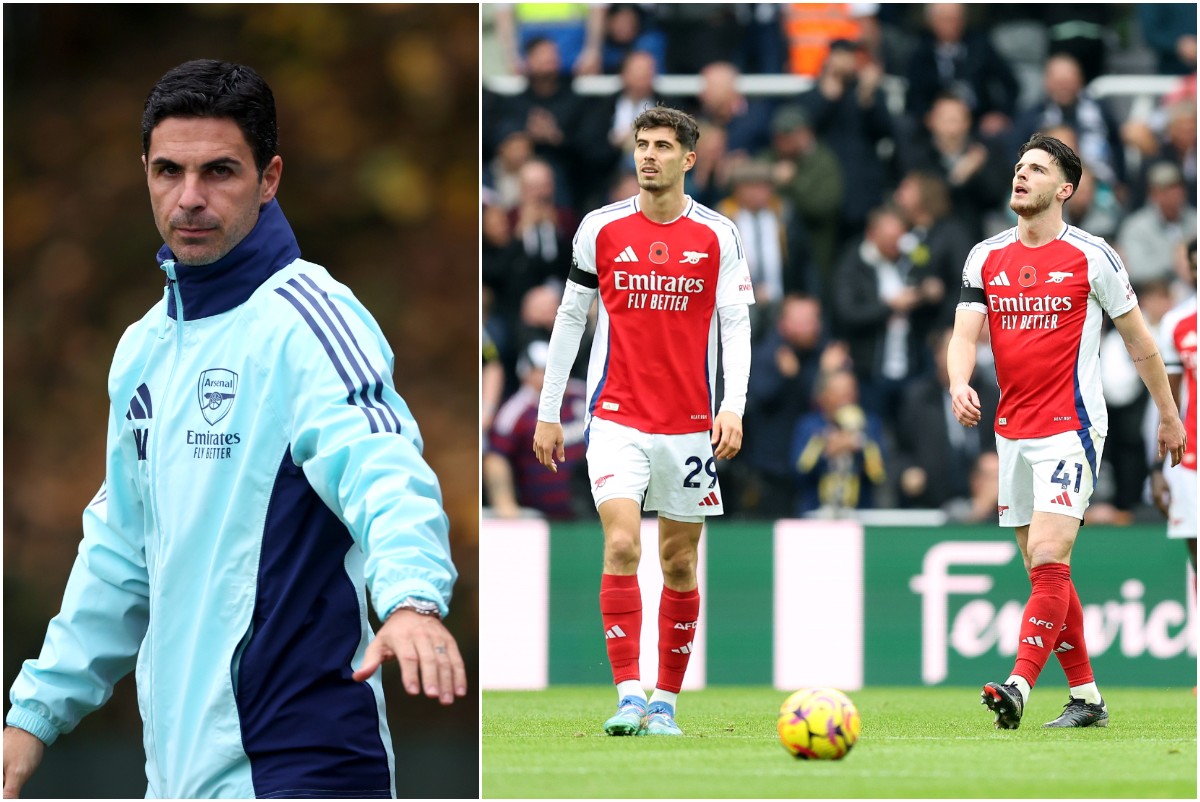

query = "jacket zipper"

[{"left": 147, "top": 259, "right": 185, "bottom": 791}]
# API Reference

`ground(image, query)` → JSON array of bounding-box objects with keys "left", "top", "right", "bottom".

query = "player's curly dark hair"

[
  {"left": 1018, "top": 133, "right": 1083, "bottom": 201},
  {"left": 632, "top": 105, "right": 700, "bottom": 152}
]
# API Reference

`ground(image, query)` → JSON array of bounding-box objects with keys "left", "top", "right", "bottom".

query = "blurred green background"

[{"left": 3, "top": 4, "right": 479, "bottom": 798}]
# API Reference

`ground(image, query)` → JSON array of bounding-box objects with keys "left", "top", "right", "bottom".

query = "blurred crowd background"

[
  {"left": 4, "top": 5, "right": 478, "bottom": 798},
  {"left": 481, "top": 2, "right": 1197, "bottom": 527}
]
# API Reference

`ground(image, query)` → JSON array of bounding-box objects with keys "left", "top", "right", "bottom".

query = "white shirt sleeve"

[
  {"left": 717, "top": 303, "right": 751, "bottom": 418},
  {"left": 537, "top": 280, "right": 596, "bottom": 423},
  {"left": 714, "top": 215, "right": 756, "bottom": 310},
  {"left": 1089, "top": 239, "right": 1138, "bottom": 320},
  {"left": 538, "top": 215, "right": 601, "bottom": 423}
]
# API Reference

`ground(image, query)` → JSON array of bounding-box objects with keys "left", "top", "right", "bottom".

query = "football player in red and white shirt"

[
  {"left": 534, "top": 106, "right": 754, "bottom": 737},
  {"left": 948, "top": 134, "right": 1187, "bottom": 730},
  {"left": 1151, "top": 241, "right": 1196, "bottom": 569}
]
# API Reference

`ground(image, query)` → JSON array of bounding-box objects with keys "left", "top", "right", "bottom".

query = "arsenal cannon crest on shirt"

[{"left": 197, "top": 368, "right": 239, "bottom": 425}]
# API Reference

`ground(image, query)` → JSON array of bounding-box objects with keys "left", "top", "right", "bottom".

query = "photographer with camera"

[{"left": 790, "top": 368, "right": 888, "bottom": 516}]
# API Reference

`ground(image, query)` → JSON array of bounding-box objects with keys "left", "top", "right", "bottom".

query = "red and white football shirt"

[
  {"left": 958, "top": 224, "right": 1137, "bottom": 439},
  {"left": 1159, "top": 297, "right": 1197, "bottom": 470},
  {"left": 572, "top": 195, "right": 754, "bottom": 434}
]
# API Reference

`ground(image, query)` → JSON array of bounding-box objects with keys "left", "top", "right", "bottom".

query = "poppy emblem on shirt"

[
  {"left": 648, "top": 242, "right": 669, "bottom": 264},
  {"left": 1018, "top": 266, "right": 1037, "bottom": 287},
  {"left": 198, "top": 369, "right": 239, "bottom": 425}
]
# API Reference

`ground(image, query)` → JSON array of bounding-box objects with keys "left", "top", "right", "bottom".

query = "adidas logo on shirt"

[
  {"left": 614, "top": 246, "right": 639, "bottom": 263},
  {"left": 989, "top": 272, "right": 1011, "bottom": 286},
  {"left": 1050, "top": 490, "right": 1072, "bottom": 506}
]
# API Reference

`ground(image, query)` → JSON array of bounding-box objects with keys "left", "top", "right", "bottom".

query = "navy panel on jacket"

[
  {"left": 234, "top": 448, "right": 391, "bottom": 798},
  {"left": 161, "top": 199, "right": 302, "bottom": 320}
]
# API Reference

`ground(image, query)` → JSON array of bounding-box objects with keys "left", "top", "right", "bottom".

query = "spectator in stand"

[
  {"left": 903, "top": 3, "right": 1020, "bottom": 140},
  {"left": 1136, "top": 3, "right": 1197, "bottom": 76},
  {"left": 901, "top": 91, "right": 1007, "bottom": 240},
  {"left": 744, "top": 295, "right": 846, "bottom": 518},
  {"left": 508, "top": 158, "right": 576, "bottom": 287},
  {"left": 607, "top": 169, "right": 641, "bottom": 204},
  {"left": 481, "top": 197, "right": 527, "bottom": 362},
  {"left": 829, "top": 205, "right": 931, "bottom": 427},
  {"left": 956, "top": 452, "right": 1001, "bottom": 524},
  {"left": 593, "top": 50, "right": 664, "bottom": 181},
  {"left": 791, "top": 368, "right": 888, "bottom": 516},
  {"left": 494, "top": 3, "right": 606, "bottom": 77},
  {"left": 892, "top": 170, "right": 976, "bottom": 343},
  {"left": 781, "top": 3, "right": 865, "bottom": 78},
  {"left": 799, "top": 38, "right": 895, "bottom": 253},
  {"left": 482, "top": 120, "right": 534, "bottom": 211},
  {"left": 484, "top": 341, "right": 589, "bottom": 520},
  {"left": 1064, "top": 166, "right": 1124, "bottom": 242},
  {"left": 654, "top": 4, "right": 744, "bottom": 75},
  {"left": 1045, "top": 123, "right": 1124, "bottom": 240},
  {"left": 1012, "top": 53, "right": 1126, "bottom": 196},
  {"left": 514, "top": 282, "right": 591, "bottom": 383},
  {"left": 895, "top": 327, "right": 998, "bottom": 514},
  {"left": 483, "top": 85, "right": 514, "bottom": 165},
  {"left": 1123, "top": 98, "right": 1197, "bottom": 209},
  {"left": 765, "top": 104, "right": 843, "bottom": 296},
  {"left": 495, "top": 37, "right": 591, "bottom": 208},
  {"left": 717, "top": 159, "right": 807, "bottom": 336},
  {"left": 688, "top": 61, "right": 776, "bottom": 207},
  {"left": 1160, "top": 100, "right": 1196, "bottom": 201},
  {"left": 1117, "top": 161, "right": 1197, "bottom": 292},
  {"left": 1038, "top": 6, "right": 1120, "bottom": 85},
  {"left": 599, "top": 4, "right": 666, "bottom": 75},
  {"left": 732, "top": 3, "right": 789, "bottom": 75},
  {"left": 482, "top": 328, "right": 506, "bottom": 436}
]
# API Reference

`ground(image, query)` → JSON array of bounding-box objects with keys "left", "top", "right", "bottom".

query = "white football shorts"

[
  {"left": 1163, "top": 462, "right": 1197, "bottom": 538},
  {"left": 585, "top": 415, "right": 722, "bottom": 522},
  {"left": 996, "top": 428, "right": 1106, "bottom": 527}
]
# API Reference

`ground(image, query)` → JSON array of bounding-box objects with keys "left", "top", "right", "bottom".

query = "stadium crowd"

[{"left": 481, "top": 3, "right": 1197, "bottom": 524}]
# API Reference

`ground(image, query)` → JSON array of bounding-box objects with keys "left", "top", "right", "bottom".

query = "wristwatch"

[{"left": 392, "top": 597, "right": 441, "bottom": 619}]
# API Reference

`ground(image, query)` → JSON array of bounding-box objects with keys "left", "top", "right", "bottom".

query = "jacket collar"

[{"left": 158, "top": 199, "right": 301, "bottom": 320}]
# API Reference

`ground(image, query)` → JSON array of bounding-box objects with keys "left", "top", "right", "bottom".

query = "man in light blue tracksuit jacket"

[{"left": 3, "top": 60, "right": 467, "bottom": 799}]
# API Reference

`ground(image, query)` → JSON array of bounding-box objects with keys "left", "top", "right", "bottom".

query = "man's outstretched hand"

[{"left": 352, "top": 608, "right": 467, "bottom": 706}]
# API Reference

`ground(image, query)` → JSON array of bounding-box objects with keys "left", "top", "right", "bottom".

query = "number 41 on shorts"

[{"left": 1052, "top": 459, "right": 1083, "bottom": 493}]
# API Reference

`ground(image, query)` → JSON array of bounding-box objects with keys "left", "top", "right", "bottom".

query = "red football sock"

[
  {"left": 656, "top": 586, "right": 700, "bottom": 694},
  {"left": 600, "top": 573, "right": 642, "bottom": 685},
  {"left": 1012, "top": 562, "right": 1072, "bottom": 687},
  {"left": 1052, "top": 580, "right": 1094, "bottom": 687}
]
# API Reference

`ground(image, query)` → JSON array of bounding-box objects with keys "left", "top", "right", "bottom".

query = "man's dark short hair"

[
  {"left": 142, "top": 59, "right": 278, "bottom": 179},
  {"left": 632, "top": 105, "right": 700, "bottom": 153},
  {"left": 1018, "top": 133, "right": 1083, "bottom": 201}
]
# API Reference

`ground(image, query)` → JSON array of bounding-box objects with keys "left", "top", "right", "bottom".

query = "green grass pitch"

[{"left": 482, "top": 686, "right": 1197, "bottom": 798}]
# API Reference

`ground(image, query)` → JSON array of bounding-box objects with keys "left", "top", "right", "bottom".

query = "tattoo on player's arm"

[{"left": 1132, "top": 351, "right": 1161, "bottom": 364}]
